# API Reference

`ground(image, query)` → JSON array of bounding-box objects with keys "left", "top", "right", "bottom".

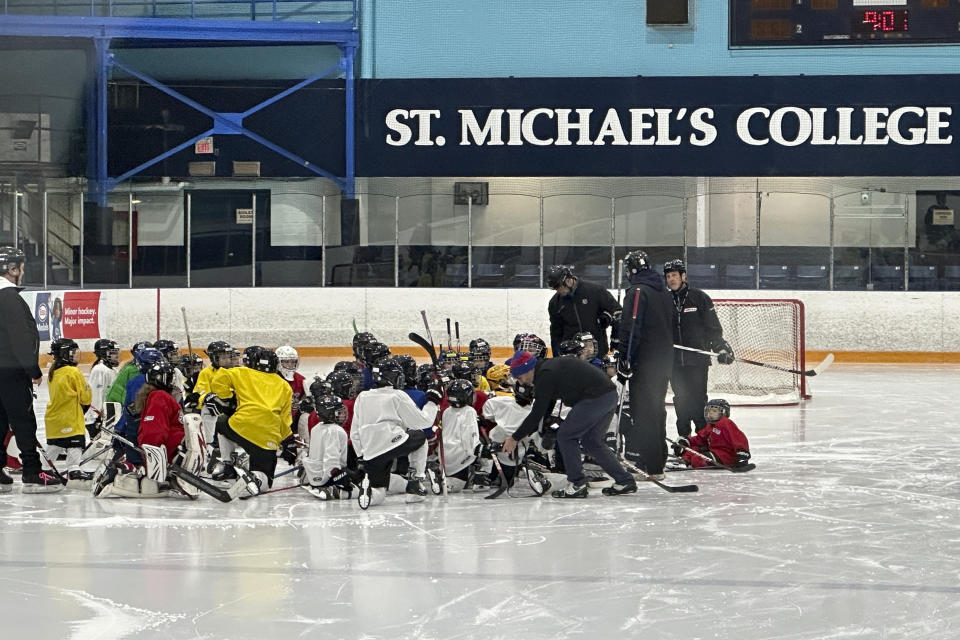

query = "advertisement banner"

[
  {"left": 34, "top": 292, "right": 49, "bottom": 341},
  {"left": 61, "top": 291, "right": 101, "bottom": 340},
  {"left": 356, "top": 74, "right": 960, "bottom": 177}
]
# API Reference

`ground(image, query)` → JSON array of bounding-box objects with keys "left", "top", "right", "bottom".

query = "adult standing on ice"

[{"left": 0, "top": 246, "right": 62, "bottom": 492}]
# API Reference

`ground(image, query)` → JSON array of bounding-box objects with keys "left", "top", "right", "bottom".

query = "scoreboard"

[{"left": 730, "top": 0, "right": 960, "bottom": 46}]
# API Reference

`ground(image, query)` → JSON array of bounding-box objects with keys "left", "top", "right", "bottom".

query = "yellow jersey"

[
  {"left": 45, "top": 365, "right": 92, "bottom": 439},
  {"left": 211, "top": 367, "right": 292, "bottom": 450}
]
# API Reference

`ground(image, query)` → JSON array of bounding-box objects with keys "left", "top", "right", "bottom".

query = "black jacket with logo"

[
  {"left": 617, "top": 270, "right": 674, "bottom": 375},
  {"left": 548, "top": 278, "right": 621, "bottom": 356},
  {"left": 670, "top": 284, "right": 725, "bottom": 367}
]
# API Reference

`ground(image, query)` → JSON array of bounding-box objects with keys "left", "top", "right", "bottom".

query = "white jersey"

[
  {"left": 482, "top": 395, "right": 534, "bottom": 443},
  {"left": 302, "top": 422, "right": 348, "bottom": 487},
  {"left": 85, "top": 362, "right": 118, "bottom": 424},
  {"left": 351, "top": 387, "right": 437, "bottom": 460},
  {"left": 441, "top": 405, "right": 480, "bottom": 475}
]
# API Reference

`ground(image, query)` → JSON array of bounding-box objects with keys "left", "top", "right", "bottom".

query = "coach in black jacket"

[
  {"left": 0, "top": 246, "right": 57, "bottom": 492},
  {"left": 664, "top": 259, "right": 734, "bottom": 438},
  {"left": 546, "top": 265, "right": 621, "bottom": 357}
]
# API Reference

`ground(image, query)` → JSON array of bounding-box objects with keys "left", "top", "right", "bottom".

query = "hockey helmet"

[
  {"left": 352, "top": 332, "right": 376, "bottom": 360},
  {"left": 573, "top": 331, "right": 598, "bottom": 359},
  {"left": 50, "top": 338, "right": 80, "bottom": 366},
  {"left": 205, "top": 340, "right": 232, "bottom": 368},
  {"left": 153, "top": 339, "right": 179, "bottom": 361},
  {"left": 663, "top": 258, "right": 686, "bottom": 275},
  {"left": 372, "top": 358, "right": 405, "bottom": 390},
  {"left": 134, "top": 347, "right": 165, "bottom": 374},
  {"left": 624, "top": 250, "right": 652, "bottom": 276},
  {"left": 145, "top": 359, "right": 176, "bottom": 391},
  {"left": 556, "top": 339, "right": 582, "bottom": 358},
  {"left": 0, "top": 245, "right": 26, "bottom": 273},
  {"left": 468, "top": 338, "right": 491, "bottom": 361},
  {"left": 325, "top": 370, "right": 357, "bottom": 400},
  {"left": 93, "top": 338, "right": 120, "bottom": 367},
  {"left": 315, "top": 394, "right": 348, "bottom": 426},
  {"left": 361, "top": 341, "right": 391, "bottom": 367},
  {"left": 250, "top": 348, "right": 279, "bottom": 374},
  {"left": 545, "top": 264, "right": 575, "bottom": 289},
  {"left": 514, "top": 380, "right": 535, "bottom": 407},
  {"left": 131, "top": 341, "right": 154, "bottom": 358},
  {"left": 276, "top": 345, "right": 299, "bottom": 381},
  {"left": 309, "top": 375, "right": 332, "bottom": 401},
  {"left": 176, "top": 353, "right": 203, "bottom": 377},
  {"left": 518, "top": 333, "right": 547, "bottom": 359},
  {"left": 416, "top": 363, "right": 437, "bottom": 392},
  {"left": 446, "top": 379, "right": 475, "bottom": 409},
  {"left": 704, "top": 398, "right": 731, "bottom": 421},
  {"left": 242, "top": 345, "right": 263, "bottom": 368},
  {"left": 393, "top": 354, "right": 419, "bottom": 387}
]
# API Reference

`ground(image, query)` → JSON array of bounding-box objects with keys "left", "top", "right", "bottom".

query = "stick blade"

[
  {"left": 808, "top": 353, "right": 835, "bottom": 377},
  {"left": 660, "top": 482, "right": 699, "bottom": 492}
]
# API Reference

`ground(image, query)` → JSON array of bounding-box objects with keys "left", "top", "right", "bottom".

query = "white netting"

[{"left": 669, "top": 298, "right": 806, "bottom": 406}]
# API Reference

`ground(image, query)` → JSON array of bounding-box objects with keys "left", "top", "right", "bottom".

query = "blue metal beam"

[{"left": 0, "top": 16, "right": 358, "bottom": 44}]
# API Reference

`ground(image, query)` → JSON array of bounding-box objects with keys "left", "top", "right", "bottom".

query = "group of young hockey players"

[{"left": 16, "top": 306, "right": 751, "bottom": 507}]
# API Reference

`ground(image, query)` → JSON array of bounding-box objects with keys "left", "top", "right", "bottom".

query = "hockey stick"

[
  {"left": 673, "top": 345, "right": 835, "bottom": 377},
  {"left": 614, "top": 289, "right": 641, "bottom": 455},
  {"left": 445, "top": 318, "right": 452, "bottom": 351},
  {"left": 180, "top": 306, "right": 193, "bottom": 357},
  {"left": 419, "top": 310, "right": 435, "bottom": 349},
  {"left": 620, "top": 455, "right": 699, "bottom": 492},
  {"left": 665, "top": 437, "right": 755, "bottom": 473},
  {"left": 410, "top": 327, "right": 448, "bottom": 497},
  {"left": 36, "top": 443, "right": 69, "bottom": 485},
  {"left": 352, "top": 318, "right": 360, "bottom": 335},
  {"left": 273, "top": 464, "right": 302, "bottom": 479},
  {"left": 454, "top": 321, "right": 461, "bottom": 354}
]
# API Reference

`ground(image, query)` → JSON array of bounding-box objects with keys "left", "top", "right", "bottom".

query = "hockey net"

[{"left": 673, "top": 298, "right": 807, "bottom": 406}]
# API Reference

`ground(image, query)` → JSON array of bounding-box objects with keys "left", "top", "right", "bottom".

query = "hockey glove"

[
  {"left": 616, "top": 359, "right": 633, "bottom": 384},
  {"left": 279, "top": 435, "right": 298, "bottom": 466},
  {"left": 670, "top": 436, "right": 690, "bottom": 457},
  {"left": 714, "top": 340, "right": 735, "bottom": 365},
  {"left": 609, "top": 337, "right": 621, "bottom": 353},
  {"left": 735, "top": 450, "right": 752, "bottom": 467},
  {"left": 425, "top": 385, "right": 444, "bottom": 405},
  {"left": 298, "top": 396, "right": 315, "bottom": 416}
]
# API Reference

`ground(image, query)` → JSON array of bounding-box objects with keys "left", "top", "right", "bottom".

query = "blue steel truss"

[{"left": 0, "top": 0, "right": 359, "bottom": 203}]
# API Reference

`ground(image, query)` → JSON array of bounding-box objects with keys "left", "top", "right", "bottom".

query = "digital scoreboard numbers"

[{"left": 731, "top": 0, "right": 960, "bottom": 46}]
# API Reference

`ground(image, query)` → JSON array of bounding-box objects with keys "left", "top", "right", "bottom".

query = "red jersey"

[
  {"left": 138, "top": 389, "right": 185, "bottom": 462},
  {"left": 683, "top": 416, "right": 749, "bottom": 468}
]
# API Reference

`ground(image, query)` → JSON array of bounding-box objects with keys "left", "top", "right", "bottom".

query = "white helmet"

[{"left": 276, "top": 345, "right": 299, "bottom": 381}]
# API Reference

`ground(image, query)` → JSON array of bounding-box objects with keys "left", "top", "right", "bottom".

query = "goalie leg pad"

[
  {"left": 387, "top": 473, "right": 408, "bottom": 494},
  {"left": 109, "top": 473, "right": 166, "bottom": 498},
  {"left": 142, "top": 444, "right": 168, "bottom": 483}
]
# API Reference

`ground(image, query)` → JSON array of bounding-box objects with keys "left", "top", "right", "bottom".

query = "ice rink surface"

[{"left": 3, "top": 360, "right": 960, "bottom": 639}]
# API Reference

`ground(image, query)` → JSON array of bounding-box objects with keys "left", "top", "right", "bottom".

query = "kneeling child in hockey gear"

[
  {"left": 670, "top": 399, "right": 751, "bottom": 469},
  {"left": 44, "top": 338, "right": 92, "bottom": 487},
  {"left": 86, "top": 338, "right": 120, "bottom": 439},
  {"left": 440, "top": 379, "right": 481, "bottom": 493},
  {"left": 210, "top": 347, "right": 294, "bottom": 496},
  {"left": 351, "top": 358, "right": 441, "bottom": 508},
  {"left": 300, "top": 394, "right": 354, "bottom": 500},
  {"left": 480, "top": 378, "right": 538, "bottom": 491}
]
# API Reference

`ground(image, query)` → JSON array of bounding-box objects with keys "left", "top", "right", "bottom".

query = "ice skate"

[{"left": 551, "top": 482, "right": 588, "bottom": 499}]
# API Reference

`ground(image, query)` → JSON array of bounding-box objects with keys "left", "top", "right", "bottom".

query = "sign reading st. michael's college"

[{"left": 355, "top": 75, "right": 960, "bottom": 177}]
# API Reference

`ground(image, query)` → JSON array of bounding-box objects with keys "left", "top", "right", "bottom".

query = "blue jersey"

[
  {"left": 404, "top": 387, "right": 427, "bottom": 409},
  {"left": 117, "top": 374, "right": 147, "bottom": 465}
]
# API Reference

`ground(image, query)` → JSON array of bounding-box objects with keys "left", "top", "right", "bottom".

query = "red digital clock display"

[{"left": 852, "top": 10, "right": 909, "bottom": 33}]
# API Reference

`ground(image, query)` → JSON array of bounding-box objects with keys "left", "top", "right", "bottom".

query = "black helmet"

[
  {"left": 314, "top": 394, "right": 347, "bottom": 425},
  {"left": 176, "top": 353, "right": 203, "bottom": 377},
  {"left": 145, "top": 359, "right": 176, "bottom": 391},
  {"left": 250, "top": 348, "right": 279, "bottom": 374},
  {"left": 131, "top": 341, "right": 154, "bottom": 358},
  {"left": 517, "top": 333, "right": 548, "bottom": 359},
  {"left": 438, "top": 349, "right": 461, "bottom": 368},
  {"left": 468, "top": 338, "right": 491, "bottom": 363},
  {"left": 624, "top": 250, "right": 652, "bottom": 277},
  {"left": 416, "top": 363, "right": 437, "bottom": 392},
  {"left": 393, "top": 354, "right": 418, "bottom": 387},
  {"left": 50, "top": 338, "right": 80, "bottom": 366},
  {"left": 545, "top": 264, "right": 575, "bottom": 289},
  {"left": 153, "top": 339, "right": 178, "bottom": 361},
  {"left": 325, "top": 370, "right": 357, "bottom": 400},
  {"left": 556, "top": 339, "right": 582, "bottom": 358},
  {"left": 352, "top": 332, "right": 376, "bottom": 360},
  {"left": 205, "top": 340, "right": 232, "bottom": 368},
  {"left": 704, "top": 398, "right": 731, "bottom": 421},
  {"left": 514, "top": 380, "right": 535, "bottom": 407},
  {"left": 242, "top": 345, "right": 263, "bottom": 368},
  {"left": 333, "top": 360, "right": 362, "bottom": 388},
  {"left": 0, "top": 245, "right": 26, "bottom": 272},
  {"left": 93, "top": 339, "right": 120, "bottom": 367},
  {"left": 309, "top": 375, "right": 333, "bottom": 401},
  {"left": 361, "top": 341, "right": 391, "bottom": 367},
  {"left": 452, "top": 361, "right": 481, "bottom": 387},
  {"left": 446, "top": 379, "right": 475, "bottom": 409},
  {"left": 663, "top": 258, "right": 686, "bottom": 275},
  {"left": 372, "top": 358, "right": 406, "bottom": 390}
]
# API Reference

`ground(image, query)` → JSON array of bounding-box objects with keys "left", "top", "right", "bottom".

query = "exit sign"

[{"left": 195, "top": 137, "right": 214, "bottom": 154}]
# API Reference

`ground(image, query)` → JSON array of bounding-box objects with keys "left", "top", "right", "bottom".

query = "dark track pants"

[
  {"left": 624, "top": 368, "right": 671, "bottom": 475},
  {"left": 0, "top": 369, "right": 42, "bottom": 475},
  {"left": 672, "top": 364, "right": 708, "bottom": 438},
  {"left": 556, "top": 390, "right": 633, "bottom": 486}
]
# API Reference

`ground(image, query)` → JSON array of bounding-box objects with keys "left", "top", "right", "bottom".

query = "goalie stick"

[
  {"left": 673, "top": 344, "right": 835, "bottom": 378},
  {"left": 665, "top": 437, "right": 755, "bottom": 473}
]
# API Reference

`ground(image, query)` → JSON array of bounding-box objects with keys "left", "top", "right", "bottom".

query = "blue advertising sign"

[
  {"left": 355, "top": 75, "right": 960, "bottom": 177},
  {"left": 34, "top": 292, "right": 49, "bottom": 341}
]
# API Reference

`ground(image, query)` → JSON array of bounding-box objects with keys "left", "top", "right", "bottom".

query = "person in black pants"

[
  {"left": 664, "top": 259, "right": 734, "bottom": 438},
  {"left": 0, "top": 246, "right": 62, "bottom": 493},
  {"left": 546, "top": 265, "right": 622, "bottom": 357},
  {"left": 501, "top": 351, "right": 636, "bottom": 497},
  {"left": 616, "top": 250, "right": 674, "bottom": 480}
]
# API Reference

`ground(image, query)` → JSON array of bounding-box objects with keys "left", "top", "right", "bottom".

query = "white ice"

[{"left": 3, "top": 360, "right": 959, "bottom": 639}]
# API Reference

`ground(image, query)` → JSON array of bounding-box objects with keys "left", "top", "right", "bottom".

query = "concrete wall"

[{"left": 59, "top": 287, "right": 960, "bottom": 362}]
